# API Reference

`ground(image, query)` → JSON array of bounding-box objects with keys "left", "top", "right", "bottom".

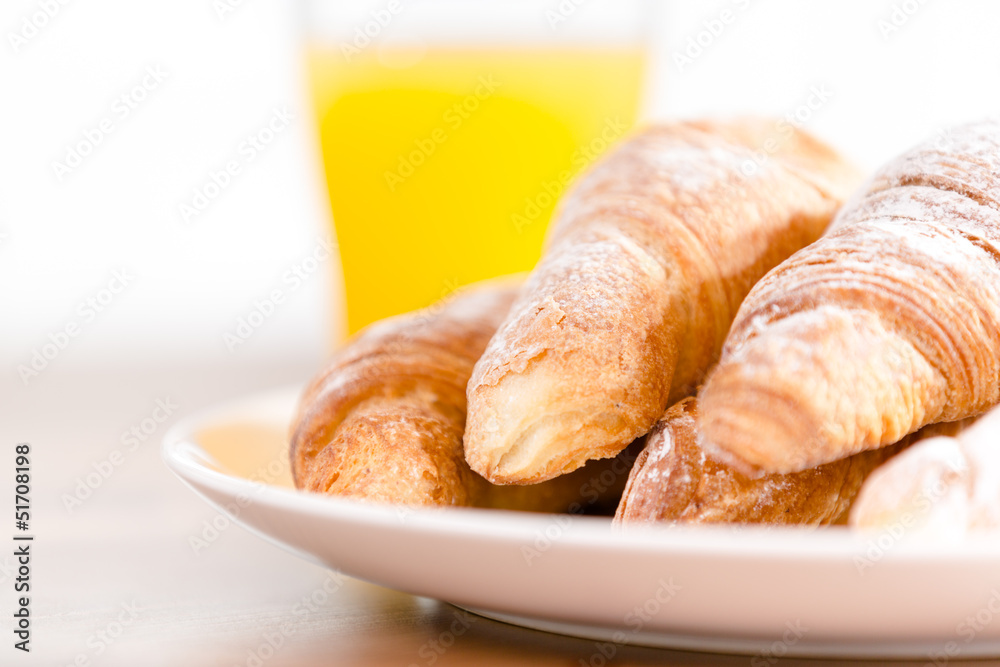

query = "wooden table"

[{"left": 0, "top": 362, "right": 982, "bottom": 666}]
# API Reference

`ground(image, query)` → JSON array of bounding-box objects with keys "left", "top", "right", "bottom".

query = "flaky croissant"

[
  {"left": 464, "top": 118, "right": 859, "bottom": 484},
  {"left": 699, "top": 118, "right": 1000, "bottom": 475},
  {"left": 615, "top": 398, "right": 966, "bottom": 526},
  {"left": 289, "top": 279, "right": 630, "bottom": 511}
]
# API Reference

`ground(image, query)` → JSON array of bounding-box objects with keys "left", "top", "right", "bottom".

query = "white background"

[{"left": 2, "top": 0, "right": 1000, "bottom": 391}]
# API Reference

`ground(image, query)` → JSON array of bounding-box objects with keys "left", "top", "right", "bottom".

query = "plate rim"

[{"left": 162, "top": 384, "right": 1000, "bottom": 565}]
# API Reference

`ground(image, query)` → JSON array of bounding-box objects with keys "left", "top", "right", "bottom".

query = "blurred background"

[
  {"left": 4, "top": 1, "right": 1000, "bottom": 663},
  {"left": 5, "top": 0, "right": 1000, "bottom": 390}
]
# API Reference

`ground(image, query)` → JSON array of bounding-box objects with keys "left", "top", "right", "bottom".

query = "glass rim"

[{"left": 298, "top": 0, "right": 658, "bottom": 48}]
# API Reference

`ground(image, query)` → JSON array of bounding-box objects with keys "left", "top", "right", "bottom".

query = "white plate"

[{"left": 163, "top": 385, "right": 1000, "bottom": 658}]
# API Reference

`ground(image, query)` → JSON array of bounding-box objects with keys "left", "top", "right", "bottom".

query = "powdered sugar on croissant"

[
  {"left": 700, "top": 118, "right": 1000, "bottom": 475},
  {"left": 464, "top": 118, "right": 859, "bottom": 484}
]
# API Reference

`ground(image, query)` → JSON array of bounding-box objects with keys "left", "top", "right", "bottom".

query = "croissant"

[
  {"left": 699, "top": 119, "right": 1000, "bottom": 475},
  {"left": 464, "top": 118, "right": 859, "bottom": 484},
  {"left": 850, "top": 408, "right": 995, "bottom": 534},
  {"left": 289, "top": 279, "right": 630, "bottom": 511},
  {"left": 616, "top": 397, "right": 968, "bottom": 526}
]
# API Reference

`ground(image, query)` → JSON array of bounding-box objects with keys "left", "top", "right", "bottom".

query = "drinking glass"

[{"left": 302, "top": 0, "right": 654, "bottom": 334}]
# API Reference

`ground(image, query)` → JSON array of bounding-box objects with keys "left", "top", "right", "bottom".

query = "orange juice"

[{"left": 308, "top": 47, "right": 645, "bottom": 334}]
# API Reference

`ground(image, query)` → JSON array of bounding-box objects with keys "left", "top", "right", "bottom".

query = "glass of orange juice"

[{"left": 302, "top": 0, "right": 653, "bottom": 335}]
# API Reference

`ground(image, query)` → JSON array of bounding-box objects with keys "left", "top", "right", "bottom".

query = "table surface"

[{"left": 1, "top": 362, "right": 990, "bottom": 667}]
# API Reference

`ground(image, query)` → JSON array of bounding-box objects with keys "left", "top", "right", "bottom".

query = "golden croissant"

[
  {"left": 699, "top": 118, "right": 1000, "bottom": 475},
  {"left": 617, "top": 397, "right": 967, "bottom": 526},
  {"left": 464, "top": 118, "right": 859, "bottom": 484},
  {"left": 289, "top": 279, "right": 631, "bottom": 512}
]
